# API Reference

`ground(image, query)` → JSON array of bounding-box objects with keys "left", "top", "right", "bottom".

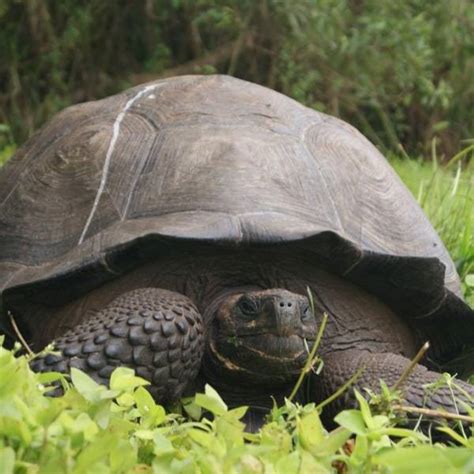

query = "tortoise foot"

[
  {"left": 315, "top": 350, "right": 474, "bottom": 431},
  {"left": 31, "top": 288, "right": 205, "bottom": 402}
]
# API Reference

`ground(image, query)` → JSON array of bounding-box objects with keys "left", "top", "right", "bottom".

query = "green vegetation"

[
  {"left": 1, "top": 0, "right": 473, "bottom": 156},
  {"left": 390, "top": 148, "right": 474, "bottom": 307},
  {"left": 1, "top": 337, "right": 473, "bottom": 473}
]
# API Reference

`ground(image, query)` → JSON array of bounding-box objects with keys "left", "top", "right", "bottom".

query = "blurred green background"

[{"left": 1, "top": 0, "right": 473, "bottom": 159}]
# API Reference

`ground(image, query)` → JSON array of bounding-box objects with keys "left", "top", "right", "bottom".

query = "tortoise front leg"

[
  {"left": 31, "top": 288, "right": 204, "bottom": 402},
  {"left": 313, "top": 350, "right": 474, "bottom": 423}
]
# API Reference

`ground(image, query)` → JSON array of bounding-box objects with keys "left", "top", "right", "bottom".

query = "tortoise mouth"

[
  {"left": 214, "top": 333, "right": 316, "bottom": 378},
  {"left": 236, "top": 333, "right": 313, "bottom": 357}
]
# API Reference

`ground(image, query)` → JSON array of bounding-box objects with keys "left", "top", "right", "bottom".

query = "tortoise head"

[{"left": 207, "top": 289, "right": 318, "bottom": 384}]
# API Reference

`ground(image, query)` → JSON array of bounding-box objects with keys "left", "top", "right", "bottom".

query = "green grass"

[
  {"left": 0, "top": 146, "right": 15, "bottom": 168},
  {"left": 390, "top": 148, "right": 474, "bottom": 306},
  {"left": 0, "top": 124, "right": 16, "bottom": 167}
]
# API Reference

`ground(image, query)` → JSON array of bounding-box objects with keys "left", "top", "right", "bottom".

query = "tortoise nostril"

[
  {"left": 287, "top": 302, "right": 292, "bottom": 307},
  {"left": 279, "top": 302, "right": 284, "bottom": 307}
]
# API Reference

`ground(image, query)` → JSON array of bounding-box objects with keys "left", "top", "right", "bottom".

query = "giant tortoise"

[{"left": 0, "top": 75, "right": 472, "bottom": 427}]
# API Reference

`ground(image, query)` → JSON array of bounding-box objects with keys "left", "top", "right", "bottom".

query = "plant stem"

[
  {"left": 392, "top": 341, "right": 430, "bottom": 391},
  {"left": 316, "top": 365, "right": 366, "bottom": 411},
  {"left": 446, "top": 143, "right": 474, "bottom": 168},
  {"left": 392, "top": 405, "right": 474, "bottom": 424},
  {"left": 8, "top": 311, "right": 34, "bottom": 356},
  {"left": 288, "top": 312, "right": 328, "bottom": 402}
]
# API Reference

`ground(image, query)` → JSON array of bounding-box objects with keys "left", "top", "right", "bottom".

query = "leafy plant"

[
  {"left": 1, "top": 336, "right": 473, "bottom": 473},
  {"left": 0, "top": 123, "right": 15, "bottom": 166}
]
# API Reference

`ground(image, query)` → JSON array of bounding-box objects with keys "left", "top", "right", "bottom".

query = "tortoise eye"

[
  {"left": 301, "top": 305, "right": 313, "bottom": 321},
  {"left": 238, "top": 297, "right": 258, "bottom": 317}
]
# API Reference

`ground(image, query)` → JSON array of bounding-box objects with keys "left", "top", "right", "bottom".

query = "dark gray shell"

[{"left": 0, "top": 75, "right": 471, "bottom": 333}]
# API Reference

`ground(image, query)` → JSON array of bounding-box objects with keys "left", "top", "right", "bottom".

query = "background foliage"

[
  {"left": 1, "top": 0, "right": 473, "bottom": 158},
  {"left": 391, "top": 155, "right": 473, "bottom": 307}
]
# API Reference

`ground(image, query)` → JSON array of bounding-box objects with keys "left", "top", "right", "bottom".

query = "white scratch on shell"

[
  {"left": 78, "top": 84, "right": 159, "bottom": 244},
  {"left": 147, "top": 94, "right": 156, "bottom": 99}
]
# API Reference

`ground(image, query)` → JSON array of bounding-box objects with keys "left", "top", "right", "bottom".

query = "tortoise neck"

[
  {"left": 200, "top": 369, "right": 295, "bottom": 413},
  {"left": 200, "top": 337, "right": 297, "bottom": 409}
]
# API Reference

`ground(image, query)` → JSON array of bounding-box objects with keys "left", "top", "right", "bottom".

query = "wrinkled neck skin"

[
  {"left": 197, "top": 351, "right": 298, "bottom": 431},
  {"left": 199, "top": 335, "right": 299, "bottom": 413}
]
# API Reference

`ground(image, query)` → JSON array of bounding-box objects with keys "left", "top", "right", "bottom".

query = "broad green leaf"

[
  {"left": 182, "top": 399, "right": 202, "bottom": 420},
  {"left": 188, "top": 428, "right": 213, "bottom": 448},
  {"left": 110, "top": 438, "right": 137, "bottom": 472},
  {"left": 0, "top": 447, "right": 15, "bottom": 474},
  {"left": 299, "top": 451, "right": 330, "bottom": 473},
  {"left": 275, "top": 452, "right": 300, "bottom": 474},
  {"left": 116, "top": 392, "right": 137, "bottom": 407},
  {"left": 310, "top": 427, "right": 352, "bottom": 457},
  {"left": 74, "top": 413, "right": 100, "bottom": 441},
  {"left": 260, "top": 423, "right": 292, "bottom": 453},
  {"left": 371, "top": 415, "right": 389, "bottom": 430},
  {"left": 153, "top": 432, "right": 175, "bottom": 456},
  {"left": 94, "top": 400, "right": 112, "bottom": 429},
  {"left": 380, "top": 379, "right": 391, "bottom": 398},
  {"left": 375, "top": 446, "right": 474, "bottom": 473},
  {"left": 131, "top": 464, "right": 153, "bottom": 473},
  {"left": 351, "top": 434, "right": 368, "bottom": 466},
  {"left": 354, "top": 390, "right": 375, "bottom": 430},
  {"left": 36, "top": 371, "right": 68, "bottom": 385},
  {"left": 109, "top": 367, "right": 149, "bottom": 392},
  {"left": 70, "top": 368, "right": 103, "bottom": 401},
  {"left": 134, "top": 386, "right": 156, "bottom": 413},
  {"left": 13, "top": 395, "right": 37, "bottom": 427},
  {"left": 134, "top": 387, "right": 166, "bottom": 427},
  {"left": 238, "top": 454, "right": 263, "bottom": 473},
  {"left": 2, "top": 414, "right": 32, "bottom": 445},
  {"left": 134, "top": 429, "right": 155, "bottom": 440},
  {"left": 334, "top": 409, "right": 367, "bottom": 435},
  {"left": 74, "top": 432, "right": 119, "bottom": 474},
  {"left": 298, "top": 411, "right": 326, "bottom": 449},
  {"left": 194, "top": 385, "right": 227, "bottom": 416},
  {"left": 227, "top": 406, "right": 248, "bottom": 421},
  {"left": 382, "top": 427, "right": 426, "bottom": 440}
]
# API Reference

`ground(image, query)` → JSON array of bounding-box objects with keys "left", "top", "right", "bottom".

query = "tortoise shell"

[{"left": 0, "top": 75, "right": 470, "bottom": 334}]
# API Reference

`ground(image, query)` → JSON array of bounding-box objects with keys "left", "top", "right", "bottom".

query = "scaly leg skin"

[
  {"left": 31, "top": 288, "right": 205, "bottom": 402},
  {"left": 314, "top": 350, "right": 474, "bottom": 429}
]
